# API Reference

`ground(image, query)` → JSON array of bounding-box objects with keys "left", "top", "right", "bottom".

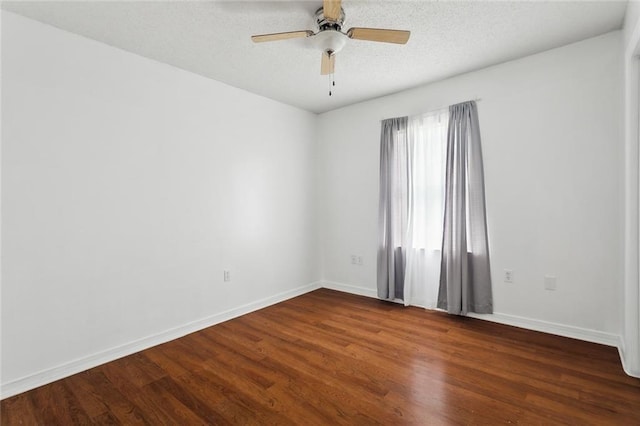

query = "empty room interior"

[{"left": 2, "top": 0, "right": 640, "bottom": 423}]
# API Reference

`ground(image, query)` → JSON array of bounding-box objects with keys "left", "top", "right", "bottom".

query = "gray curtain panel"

[
  {"left": 437, "top": 101, "right": 492, "bottom": 315},
  {"left": 377, "top": 117, "right": 409, "bottom": 301}
]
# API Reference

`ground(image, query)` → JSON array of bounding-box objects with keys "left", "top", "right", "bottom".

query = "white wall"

[
  {"left": 622, "top": 0, "right": 640, "bottom": 377},
  {"left": 1, "top": 11, "right": 319, "bottom": 396},
  {"left": 318, "top": 32, "right": 623, "bottom": 342},
  {"left": 625, "top": 1, "right": 640, "bottom": 44}
]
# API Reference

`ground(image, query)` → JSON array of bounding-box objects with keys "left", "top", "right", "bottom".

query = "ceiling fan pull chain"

[{"left": 329, "top": 72, "right": 335, "bottom": 96}]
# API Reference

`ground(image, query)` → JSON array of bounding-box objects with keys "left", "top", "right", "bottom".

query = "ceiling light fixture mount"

[{"left": 314, "top": 6, "right": 345, "bottom": 32}]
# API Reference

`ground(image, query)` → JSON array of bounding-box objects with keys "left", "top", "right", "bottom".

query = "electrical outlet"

[
  {"left": 357, "top": 256, "right": 363, "bottom": 265},
  {"left": 350, "top": 255, "right": 357, "bottom": 264},
  {"left": 544, "top": 275, "right": 557, "bottom": 291},
  {"left": 504, "top": 269, "right": 514, "bottom": 283},
  {"left": 223, "top": 270, "right": 231, "bottom": 282}
]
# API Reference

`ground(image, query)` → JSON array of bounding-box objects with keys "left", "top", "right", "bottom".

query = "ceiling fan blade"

[
  {"left": 251, "top": 30, "right": 314, "bottom": 43},
  {"left": 347, "top": 27, "right": 410, "bottom": 44},
  {"left": 323, "top": 0, "right": 342, "bottom": 22},
  {"left": 321, "top": 51, "right": 335, "bottom": 75}
]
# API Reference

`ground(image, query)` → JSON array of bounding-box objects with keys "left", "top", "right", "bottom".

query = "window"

[
  {"left": 379, "top": 101, "right": 491, "bottom": 311},
  {"left": 406, "top": 109, "right": 449, "bottom": 250}
]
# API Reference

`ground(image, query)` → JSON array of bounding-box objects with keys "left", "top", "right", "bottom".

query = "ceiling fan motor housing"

[{"left": 315, "top": 6, "right": 346, "bottom": 30}]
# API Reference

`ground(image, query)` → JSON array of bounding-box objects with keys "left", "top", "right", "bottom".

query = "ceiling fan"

[{"left": 250, "top": 0, "right": 410, "bottom": 93}]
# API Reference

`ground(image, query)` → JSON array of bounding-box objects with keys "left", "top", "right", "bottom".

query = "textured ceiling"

[{"left": 2, "top": 1, "right": 628, "bottom": 113}]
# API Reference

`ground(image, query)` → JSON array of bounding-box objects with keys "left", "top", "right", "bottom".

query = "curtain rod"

[{"left": 381, "top": 98, "right": 482, "bottom": 122}]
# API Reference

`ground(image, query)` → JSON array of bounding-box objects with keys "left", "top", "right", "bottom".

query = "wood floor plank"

[
  {"left": 27, "top": 381, "right": 92, "bottom": 425},
  {"left": 139, "top": 378, "right": 213, "bottom": 424},
  {"left": 90, "top": 411, "right": 120, "bottom": 425},
  {"left": 150, "top": 375, "right": 231, "bottom": 425},
  {"left": 0, "top": 393, "right": 40, "bottom": 426},
  {"left": 65, "top": 371, "right": 111, "bottom": 419},
  {"left": 141, "top": 346, "right": 192, "bottom": 378},
  {"left": 204, "top": 331, "right": 369, "bottom": 424},
  {"left": 2, "top": 288, "right": 639, "bottom": 424},
  {"left": 174, "top": 372, "right": 256, "bottom": 424},
  {"left": 77, "top": 369, "right": 150, "bottom": 425}
]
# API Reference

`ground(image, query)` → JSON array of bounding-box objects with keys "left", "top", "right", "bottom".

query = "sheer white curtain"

[{"left": 403, "top": 108, "right": 449, "bottom": 307}]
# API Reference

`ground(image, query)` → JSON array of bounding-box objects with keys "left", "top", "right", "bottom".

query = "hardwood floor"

[{"left": 2, "top": 288, "right": 639, "bottom": 425}]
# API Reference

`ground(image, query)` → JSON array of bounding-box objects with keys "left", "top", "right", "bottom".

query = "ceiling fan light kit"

[
  {"left": 312, "top": 30, "right": 348, "bottom": 56},
  {"left": 250, "top": 0, "right": 410, "bottom": 96}
]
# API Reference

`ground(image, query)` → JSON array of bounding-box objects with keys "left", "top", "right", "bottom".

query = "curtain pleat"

[{"left": 437, "top": 101, "right": 493, "bottom": 315}]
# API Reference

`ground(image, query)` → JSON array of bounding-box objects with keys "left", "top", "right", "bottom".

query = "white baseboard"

[
  {"left": 0, "top": 281, "right": 321, "bottom": 400},
  {"left": 321, "top": 280, "right": 622, "bottom": 349},
  {"left": 466, "top": 312, "right": 620, "bottom": 348},
  {"left": 618, "top": 339, "right": 640, "bottom": 378},
  {"left": 322, "top": 280, "right": 378, "bottom": 298}
]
